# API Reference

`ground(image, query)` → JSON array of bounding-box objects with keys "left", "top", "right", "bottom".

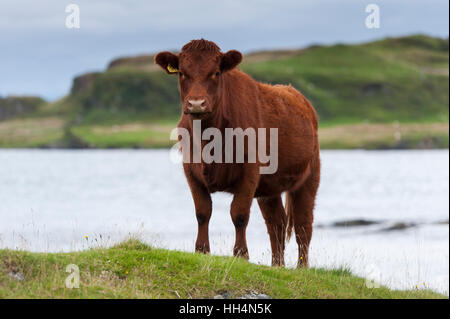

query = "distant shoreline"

[{"left": 0, "top": 120, "right": 447, "bottom": 150}]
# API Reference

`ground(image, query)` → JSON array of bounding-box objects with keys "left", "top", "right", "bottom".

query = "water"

[{"left": 0, "top": 149, "right": 448, "bottom": 294}]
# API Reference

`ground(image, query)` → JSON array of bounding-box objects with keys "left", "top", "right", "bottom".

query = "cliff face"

[
  {"left": 71, "top": 72, "right": 101, "bottom": 95},
  {"left": 0, "top": 96, "right": 46, "bottom": 121}
]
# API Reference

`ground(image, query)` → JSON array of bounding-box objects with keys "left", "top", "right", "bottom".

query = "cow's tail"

[{"left": 285, "top": 191, "right": 295, "bottom": 241}]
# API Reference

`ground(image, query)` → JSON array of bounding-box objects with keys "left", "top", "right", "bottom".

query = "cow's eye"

[
  {"left": 215, "top": 72, "right": 220, "bottom": 76},
  {"left": 178, "top": 72, "right": 183, "bottom": 77}
]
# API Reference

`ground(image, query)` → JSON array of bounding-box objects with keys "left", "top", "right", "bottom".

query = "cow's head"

[{"left": 155, "top": 39, "right": 242, "bottom": 119}]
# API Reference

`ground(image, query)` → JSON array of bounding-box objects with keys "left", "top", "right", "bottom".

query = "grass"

[
  {"left": 67, "top": 121, "right": 448, "bottom": 149},
  {"left": 0, "top": 240, "right": 445, "bottom": 299},
  {"left": 0, "top": 117, "right": 447, "bottom": 150},
  {"left": 242, "top": 35, "right": 449, "bottom": 123},
  {"left": 71, "top": 122, "right": 177, "bottom": 148},
  {"left": 319, "top": 122, "right": 449, "bottom": 149}
]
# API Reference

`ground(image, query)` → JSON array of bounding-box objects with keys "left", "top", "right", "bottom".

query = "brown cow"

[{"left": 155, "top": 39, "right": 320, "bottom": 267}]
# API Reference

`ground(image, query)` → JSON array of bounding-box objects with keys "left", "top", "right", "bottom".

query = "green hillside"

[
  {"left": 0, "top": 35, "right": 448, "bottom": 148},
  {"left": 244, "top": 35, "right": 449, "bottom": 123},
  {"left": 0, "top": 240, "right": 445, "bottom": 298}
]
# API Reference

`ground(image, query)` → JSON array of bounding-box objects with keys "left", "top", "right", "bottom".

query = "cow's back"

[{"left": 255, "top": 82, "right": 320, "bottom": 195}]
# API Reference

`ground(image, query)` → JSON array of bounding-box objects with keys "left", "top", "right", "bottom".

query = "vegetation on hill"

[
  {"left": 0, "top": 240, "right": 445, "bottom": 299},
  {"left": 244, "top": 35, "right": 448, "bottom": 123},
  {"left": 0, "top": 96, "right": 46, "bottom": 121},
  {"left": 0, "top": 35, "right": 448, "bottom": 149}
]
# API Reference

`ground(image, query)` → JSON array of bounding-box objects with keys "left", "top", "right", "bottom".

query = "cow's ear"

[
  {"left": 220, "top": 50, "right": 242, "bottom": 72},
  {"left": 154, "top": 51, "right": 179, "bottom": 74}
]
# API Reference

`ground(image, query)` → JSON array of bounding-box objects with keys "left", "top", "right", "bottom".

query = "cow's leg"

[
  {"left": 230, "top": 164, "right": 259, "bottom": 259},
  {"left": 257, "top": 195, "right": 286, "bottom": 266},
  {"left": 289, "top": 168, "right": 320, "bottom": 268},
  {"left": 184, "top": 168, "right": 212, "bottom": 253}
]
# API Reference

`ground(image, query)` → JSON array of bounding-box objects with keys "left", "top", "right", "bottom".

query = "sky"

[{"left": 0, "top": 0, "right": 448, "bottom": 101}]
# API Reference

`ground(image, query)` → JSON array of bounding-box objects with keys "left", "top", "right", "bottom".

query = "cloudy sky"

[{"left": 0, "top": 0, "right": 448, "bottom": 100}]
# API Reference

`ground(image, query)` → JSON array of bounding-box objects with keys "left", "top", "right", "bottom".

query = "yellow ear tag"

[{"left": 167, "top": 64, "right": 178, "bottom": 73}]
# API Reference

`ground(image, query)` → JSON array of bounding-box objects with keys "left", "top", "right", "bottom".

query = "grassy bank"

[
  {"left": 0, "top": 240, "right": 445, "bottom": 299},
  {"left": 69, "top": 121, "right": 450, "bottom": 149},
  {"left": 319, "top": 122, "right": 449, "bottom": 149}
]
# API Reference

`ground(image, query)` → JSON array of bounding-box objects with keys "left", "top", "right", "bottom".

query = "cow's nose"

[{"left": 187, "top": 99, "right": 207, "bottom": 113}]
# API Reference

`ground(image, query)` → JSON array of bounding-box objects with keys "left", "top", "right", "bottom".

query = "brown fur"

[{"left": 155, "top": 39, "right": 320, "bottom": 267}]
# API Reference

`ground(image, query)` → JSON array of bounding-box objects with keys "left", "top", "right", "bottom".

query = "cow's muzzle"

[{"left": 184, "top": 99, "right": 211, "bottom": 116}]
